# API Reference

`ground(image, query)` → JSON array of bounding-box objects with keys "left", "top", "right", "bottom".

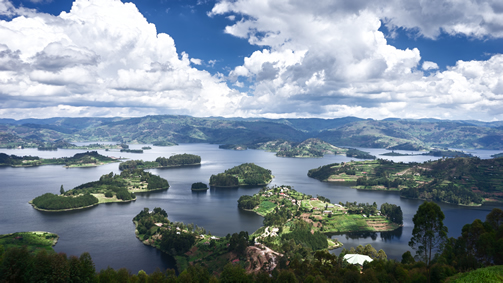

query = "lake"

[{"left": 0, "top": 144, "right": 502, "bottom": 273}]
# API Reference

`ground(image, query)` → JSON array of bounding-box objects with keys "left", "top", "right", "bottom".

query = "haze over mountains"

[{"left": 1, "top": 116, "right": 503, "bottom": 150}]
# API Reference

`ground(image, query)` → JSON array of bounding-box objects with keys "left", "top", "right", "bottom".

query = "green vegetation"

[
  {"left": 0, "top": 151, "right": 118, "bottom": 167},
  {"left": 191, "top": 182, "right": 208, "bottom": 191},
  {"left": 346, "top": 148, "right": 376, "bottom": 159},
  {"left": 447, "top": 266, "right": 503, "bottom": 282},
  {"left": 240, "top": 186, "right": 402, "bottom": 237},
  {"left": 2, "top": 116, "right": 503, "bottom": 150},
  {"left": 133, "top": 207, "right": 255, "bottom": 274},
  {"left": 152, "top": 141, "right": 178, "bottom": 146},
  {"left": 252, "top": 138, "right": 344, "bottom": 157},
  {"left": 209, "top": 163, "right": 273, "bottom": 187},
  {"left": 2, "top": 207, "right": 503, "bottom": 283},
  {"left": 30, "top": 170, "right": 169, "bottom": 211},
  {"left": 219, "top": 144, "right": 248, "bottom": 150},
  {"left": 142, "top": 146, "right": 151, "bottom": 150},
  {"left": 120, "top": 149, "right": 143, "bottom": 153},
  {"left": 425, "top": 149, "right": 473, "bottom": 157},
  {"left": 0, "top": 232, "right": 58, "bottom": 254},
  {"left": 119, "top": 153, "right": 201, "bottom": 170},
  {"left": 491, "top": 152, "right": 503, "bottom": 158},
  {"left": 309, "top": 157, "right": 503, "bottom": 205}
]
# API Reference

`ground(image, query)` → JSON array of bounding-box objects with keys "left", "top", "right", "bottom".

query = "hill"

[
  {"left": 209, "top": 163, "right": 273, "bottom": 187},
  {"left": 1, "top": 115, "right": 503, "bottom": 149},
  {"left": 119, "top": 154, "right": 201, "bottom": 170},
  {"left": 251, "top": 138, "right": 344, "bottom": 157}
]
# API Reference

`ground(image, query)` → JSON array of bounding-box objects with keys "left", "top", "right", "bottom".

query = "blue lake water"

[{"left": 0, "top": 144, "right": 501, "bottom": 273}]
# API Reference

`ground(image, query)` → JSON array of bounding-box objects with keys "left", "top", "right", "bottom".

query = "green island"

[
  {"left": 0, "top": 231, "right": 58, "bottom": 254},
  {"left": 191, "top": 182, "right": 209, "bottom": 191},
  {"left": 0, "top": 151, "right": 118, "bottom": 168},
  {"left": 308, "top": 157, "right": 503, "bottom": 205},
  {"left": 118, "top": 153, "right": 201, "bottom": 170},
  {"left": 142, "top": 146, "right": 151, "bottom": 150},
  {"left": 252, "top": 138, "right": 344, "bottom": 158},
  {"left": 346, "top": 148, "right": 376, "bottom": 159},
  {"left": 218, "top": 144, "right": 248, "bottom": 150},
  {"left": 152, "top": 141, "right": 178, "bottom": 146},
  {"left": 209, "top": 163, "right": 273, "bottom": 187},
  {"left": 30, "top": 169, "right": 169, "bottom": 211},
  {"left": 120, "top": 149, "right": 143, "bottom": 153}
]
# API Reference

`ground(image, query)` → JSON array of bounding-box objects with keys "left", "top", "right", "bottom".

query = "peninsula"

[
  {"left": 30, "top": 169, "right": 169, "bottom": 211},
  {"left": 209, "top": 163, "right": 273, "bottom": 187},
  {"left": 308, "top": 157, "right": 503, "bottom": 205},
  {"left": 118, "top": 154, "right": 201, "bottom": 170}
]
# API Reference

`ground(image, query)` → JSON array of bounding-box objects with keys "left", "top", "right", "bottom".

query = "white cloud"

[
  {"left": 208, "top": 0, "right": 503, "bottom": 121},
  {"left": 422, "top": 61, "right": 439, "bottom": 71},
  {"left": 0, "top": 0, "right": 246, "bottom": 118}
]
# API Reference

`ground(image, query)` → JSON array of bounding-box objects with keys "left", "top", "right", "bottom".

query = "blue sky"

[{"left": 1, "top": 0, "right": 502, "bottom": 121}]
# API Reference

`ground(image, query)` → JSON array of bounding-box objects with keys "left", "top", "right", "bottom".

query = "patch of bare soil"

[{"left": 244, "top": 244, "right": 283, "bottom": 274}]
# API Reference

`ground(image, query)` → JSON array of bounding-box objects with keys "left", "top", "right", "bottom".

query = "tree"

[
  {"left": 409, "top": 201, "right": 448, "bottom": 266},
  {"left": 60, "top": 185, "right": 64, "bottom": 195}
]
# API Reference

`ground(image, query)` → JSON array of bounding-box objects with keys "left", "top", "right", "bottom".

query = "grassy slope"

[{"left": 0, "top": 232, "right": 58, "bottom": 254}]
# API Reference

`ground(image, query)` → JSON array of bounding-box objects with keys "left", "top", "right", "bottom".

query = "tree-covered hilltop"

[
  {"left": 30, "top": 169, "right": 169, "bottom": 211},
  {"left": 0, "top": 231, "right": 59, "bottom": 254},
  {"left": 209, "top": 163, "right": 273, "bottom": 187},
  {"left": 118, "top": 153, "right": 201, "bottom": 170},
  {"left": 218, "top": 144, "right": 248, "bottom": 150},
  {"left": 0, "top": 151, "right": 118, "bottom": 167},
  {"left": 309, "top": 157, "right": 503, "bottom": 205},
  {"left": 251, "top": 138, "right": 344, "bottom": 158},
  {"left": 191, "top": 182, "right": 208, "bottom": 191},
  {"left": 346, "top": 148, "right": 376, "bottom": 159}
]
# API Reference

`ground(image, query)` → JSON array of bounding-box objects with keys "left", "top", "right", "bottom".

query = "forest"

[
  {"left": 209, "top": 163, "right": 273, "bottom": 187},
  {"left": 119, "top": 153, "right": 201, "bottom": 170}
]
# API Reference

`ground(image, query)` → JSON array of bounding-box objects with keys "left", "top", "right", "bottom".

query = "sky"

[{"left": 0, "top": 0, "right": 502, "bottom": 121}]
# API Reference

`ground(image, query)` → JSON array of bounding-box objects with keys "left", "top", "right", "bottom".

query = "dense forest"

[
  {"left": 31, "top": 193, "right": 99, "bottom": 210},
  {"left": 209, "top": 163, "right": 273, "bottom": 187},
  {"left": 119, "top": 154, "right": 201, "bottom": 170},
  {"left": 346, "top": 148, "right": 376, "bottom": 159}
]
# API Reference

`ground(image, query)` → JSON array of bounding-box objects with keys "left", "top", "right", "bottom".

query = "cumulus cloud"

[
  {"left": 0, "top": 0, "right": 245, "bottom": 118},
  {"left": 209, "top": 0, "right": 503, "bottom": 121}
]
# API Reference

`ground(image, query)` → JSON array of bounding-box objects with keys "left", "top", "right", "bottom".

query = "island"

[
  {"left": 191, "top": 182, "right": 209, "bottom": 191},
  {"left": 252, "top": 138, "right": 344, "bottom": 158},
  {"left": 118, "top": 154, "right": 201, "bottom": 170},
  {"left": 30, "top": 169, "right": 169, "bottom": 211},
  {"left": 120, "top": 149, "right": 143, "bottom": 153},
  {"left": 152, "top": 141, "right": 178, "bottom": 146},
  {"left": 345, "top": 148, "right": 376, "bottom": 159},
  {"left": 0, "top": 151, "right": 118, "bottom": 168},
  {"left": 142, "top": 146, "right": 152, "bottom": 150},
  {"left": 0, "top": 231, "right": 59, "bottom": 254},
  {"left": 308, "top": 157, "right": 503, "bottom": 206},
  {"left": 209, "top": 163, "right": 273, "bottom": 187},
  {"left": 218, "top": 144, "right": 248, "bottom": 150}
]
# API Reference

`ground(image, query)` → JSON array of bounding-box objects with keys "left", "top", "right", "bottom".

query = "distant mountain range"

[{"left": 1, "top": 115, "right": 502, "bottom": 150}]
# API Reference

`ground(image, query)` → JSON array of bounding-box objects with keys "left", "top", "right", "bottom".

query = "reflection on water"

[{"left": 0, "top": 144, "right": 502, "bottom": 272}]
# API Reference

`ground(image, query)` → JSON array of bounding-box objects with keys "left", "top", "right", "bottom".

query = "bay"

[{"left": 0, "top": 144, "right": 501, "bottom": 273}]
